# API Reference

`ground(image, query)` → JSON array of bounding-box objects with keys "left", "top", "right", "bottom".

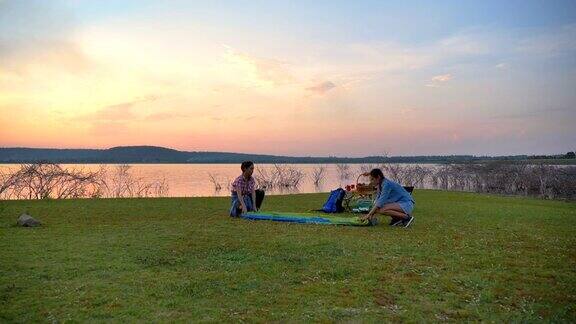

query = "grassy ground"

[{"left": 1, "top": 190, "right": 575, "bottom": 322}]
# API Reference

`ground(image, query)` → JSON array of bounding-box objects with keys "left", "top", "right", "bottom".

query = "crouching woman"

[
  {"left": 361, "top": 168, "right": 415, "bottom": 227},
  {"left": 229, "top": 161, "right": 265, "bottom": 217}
]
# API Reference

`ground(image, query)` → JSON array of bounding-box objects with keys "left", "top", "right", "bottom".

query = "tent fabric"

[{"left": 241, "top": 211, "right": 371, "bottom": 226}]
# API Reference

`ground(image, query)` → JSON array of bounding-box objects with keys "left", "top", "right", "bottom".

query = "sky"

[{"left": 1, "top": 0, "right": 575, "bottom": 157}]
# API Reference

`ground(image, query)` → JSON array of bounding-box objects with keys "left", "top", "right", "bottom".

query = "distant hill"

[
  {"left": 0, "top": 146, "right": 572, "bottom": 164},
  {"left": 0, "top": 146, "right": 390, "bottom": 163}
]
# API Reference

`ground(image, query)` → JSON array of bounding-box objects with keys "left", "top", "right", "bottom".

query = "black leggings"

[{"left": 254, "top": 189, "right": 265, "bottom": 209}]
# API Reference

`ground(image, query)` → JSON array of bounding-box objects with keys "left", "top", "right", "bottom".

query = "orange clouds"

[{"left": 2, "top": 2, "right": 575, "bottom": 156}]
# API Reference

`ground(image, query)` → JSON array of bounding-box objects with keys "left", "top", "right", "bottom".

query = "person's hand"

[
  {"left": 241, "top": 206, "right": 248, "bottom": 214},
  {"left": 360, "top": 213, "right": 373, "bottom": 222}
]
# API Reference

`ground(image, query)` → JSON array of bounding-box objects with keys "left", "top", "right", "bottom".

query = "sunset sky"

[{"left": 1, "top": 0, "right": 575, "bottom": 157}]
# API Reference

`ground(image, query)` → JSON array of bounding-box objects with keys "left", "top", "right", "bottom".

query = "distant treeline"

[
  {"left": 528, "top": 152, "right": 575, "bottom": 160},
  {"left": 0, "top": 146, "right": 574, "bottom": 164}
]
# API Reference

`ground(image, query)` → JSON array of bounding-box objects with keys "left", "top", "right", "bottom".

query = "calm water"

[{"left": 0, "top": 163, "right": 439, "bottom": 198}]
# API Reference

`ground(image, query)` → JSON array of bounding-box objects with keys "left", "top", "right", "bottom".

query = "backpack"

[{"left": 321, "top": 188, "right": 346, "bottom": 213}]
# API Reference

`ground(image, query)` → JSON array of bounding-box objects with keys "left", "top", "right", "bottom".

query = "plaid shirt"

[{"left": 232, "top": 175, "right": 255, "bottom": 195}]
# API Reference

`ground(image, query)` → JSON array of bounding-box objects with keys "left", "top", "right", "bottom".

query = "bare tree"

[
  {"left": 402, "top": 165, "right": 431, "bottom": 188},
  {"left": 87, "top": 165, "right": 110, "bottom": 198},
  {"left": 0, "top": 167, "right": 20, "bottom": 199},
  {"left": 381, "top": 164, "right": 409, "bottom": 184},
  {"left": 533, "top": 164, "right": 554, "bottom": 199},
  {"left": 254, "top": 168, "right": 275, "bottom": 190},
  {"left": 107, "top": 164, "right": 135, "bottom": 198},
  {"left": 207, "top": 172, "right": 222, "bottom": 191},
  {"left": 310, "top": 165, "right": 327, "bottom": 187},
  {"left": 336, "top": 163, "right": 352, "bottom": 180},
  {"left": 101, "top": 164, "right": 169, "bottom": 198},
  {"left": 253, "top": 165, "right": 305, "bottom": 190},
  {"left": 4, "top": 163, "right": 171, "bottom": 199},
  {"left": 226, "top": 178, "right": 233, "bottom": 192},
  {"left": 553, "top": 167, "right": 576, "bottom": 199},
  {"left": 3, "top": 162, "right": 574, "bottom": 201},
  {"left": 420, "top": 162, "right": 576, "bottom": 200},
  {"left": 4, "top": 163, "right": 102, "bottom": 200},
  {"left": 132, "top": 177, "right": 169, "bottom": 198},
  {"left": 154, "top": 178, "right": 170, "bottom": 197},
  {"left": 274, "top": 164, "right": 305, "bottom": 188},
  {"left": 359, "top": 164, "right": 378, "bottom": 174}
]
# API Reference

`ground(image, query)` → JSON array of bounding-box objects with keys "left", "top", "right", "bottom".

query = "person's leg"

[
  {"left": 378, "top": 203, "right": 410, "bottom": 219},
  {"left": 255, "top": 189, "right": 265, "bottom": 209},
  {"left": 244, "top": 195, "right": 254, "bottom": 212},
  {"left": 230, "top": 193, "right": 240, "bottom": 217},
  {"left": 374, "top": 203, "right": 412, "bottom": 226},
  {"left": 383, "top": 202, "right": 414, "bottom": 227}
]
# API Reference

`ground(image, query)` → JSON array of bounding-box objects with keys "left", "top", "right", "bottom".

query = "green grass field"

[{"left": 1, "top": 191, "right": 575, "bottom": 322}]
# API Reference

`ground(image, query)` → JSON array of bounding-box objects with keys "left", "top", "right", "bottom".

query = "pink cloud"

[
  {"left": 88, "top": 121, "right": 129, "bottom": 136},
  {"left": 426, "top": 74, "right": 453, "bottom": 87},
  {"left": 431, "top": 74, "right": 452, "bottom": 82},
  {"left": 306, "top": 81, "right": 336, "bottom": 94},
  {"left": 144, "top": 112, "right": 190, "bottom": 121},
  {"left": 93, "top": 102, "right": 136, "bottom": 120},
  {"left": 222, "top": 46, "right": 294, "bottom": 85}
]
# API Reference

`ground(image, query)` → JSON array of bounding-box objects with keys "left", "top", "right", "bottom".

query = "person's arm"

[
  {"left": 375, "top": 181, "right": 392, "bottom": 208},
  {"left": 238, "top": 190, "right": 248, "bottom": 213},
  {"left": 361, "top": 184, "right": 380, "bottom": 221},
  {"left": 361, "top": 181, "right": 388, "bottom": 221},
  {"left": 233, "top": 182, "right": 248, "bottom": 214},
  {"left": 361, "top": 204, "right": 379, "bottom": 221}
]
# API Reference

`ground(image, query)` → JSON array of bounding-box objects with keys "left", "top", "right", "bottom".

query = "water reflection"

[{"left": 0, "top": 163, "right": 439, "bottom": 198}]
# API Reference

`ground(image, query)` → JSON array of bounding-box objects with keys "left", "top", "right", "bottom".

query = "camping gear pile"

[
  {"left": 343, "top": 174, "right": 377, "bottom": 213},
  {"left": 239, "top": 173, "right": 380, "bottom": 226},
  {"left": 242, "top": 211, "right": 372, "bottom": 226}
]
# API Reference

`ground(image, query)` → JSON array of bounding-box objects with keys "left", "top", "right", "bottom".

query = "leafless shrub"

[
  {"left": 102, "top": 164, "right": 169, "bottom": 198},
  {"left": 0, "top": 163, "right": 169, "bottom": 200},
  {"left": 274, "top": 164, "right": 305, "bottom": 188},
  {"left": 364, "top": 164, "right": 431, "bottom": 189},
  {"left": 552, "top": 167, "right": 576, "bottom": 199},
  {"left": 156, "top": 178, "right": 170, "bottom": 197},
  {"left": 310, "top": 165, "right": 327, "bottom": 186},
  {"left": 423, "top": 162, "right": 576, "bottom": 200},
  {"left": 336, "top": 163, "right": 352, "bottom": 180},
  {"left": 254, "top": 165, "right": 305, "bottom": 189},
  {"left": 403, "top": 165, "right": 432, "bottom": 188},
  {"left": 107, "top": 164, "right": 134, "bottom": 198},
  {"left": 207, "top": 172, "right": 222, "bottom": 191},
  {"left": 381, "top": 164, "right": 409, "bottom": 184},
  {"left": 0, "top": 167, "right": 20, "bottom": 199},
  {"left": 254, "top": 168, "right": 275, "bottom": 190},
  {"left": 359, "top": 164, "right": 378, "bottom": 174},
  {"left": 2, "top": 162, "right": 573, "bottom": 200},
  {"left": 428, "top": 164, "right": 477, "bottom": 192},
  {"left": 530, "top": 164, "right": 557, "bottom": 199},
  {"left": 3, "top": 163, "right": 101, "bottom": 199},
  {"left": 87, "top": 165, "right": 110, "bottom": 198},
  {"left": 133, "top": 177, "right": 169, "bottom": 198}
]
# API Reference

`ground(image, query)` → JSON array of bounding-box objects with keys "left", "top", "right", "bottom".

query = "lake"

[{"left": 0, "top": 163, "right": 439, "bottom": 198}]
